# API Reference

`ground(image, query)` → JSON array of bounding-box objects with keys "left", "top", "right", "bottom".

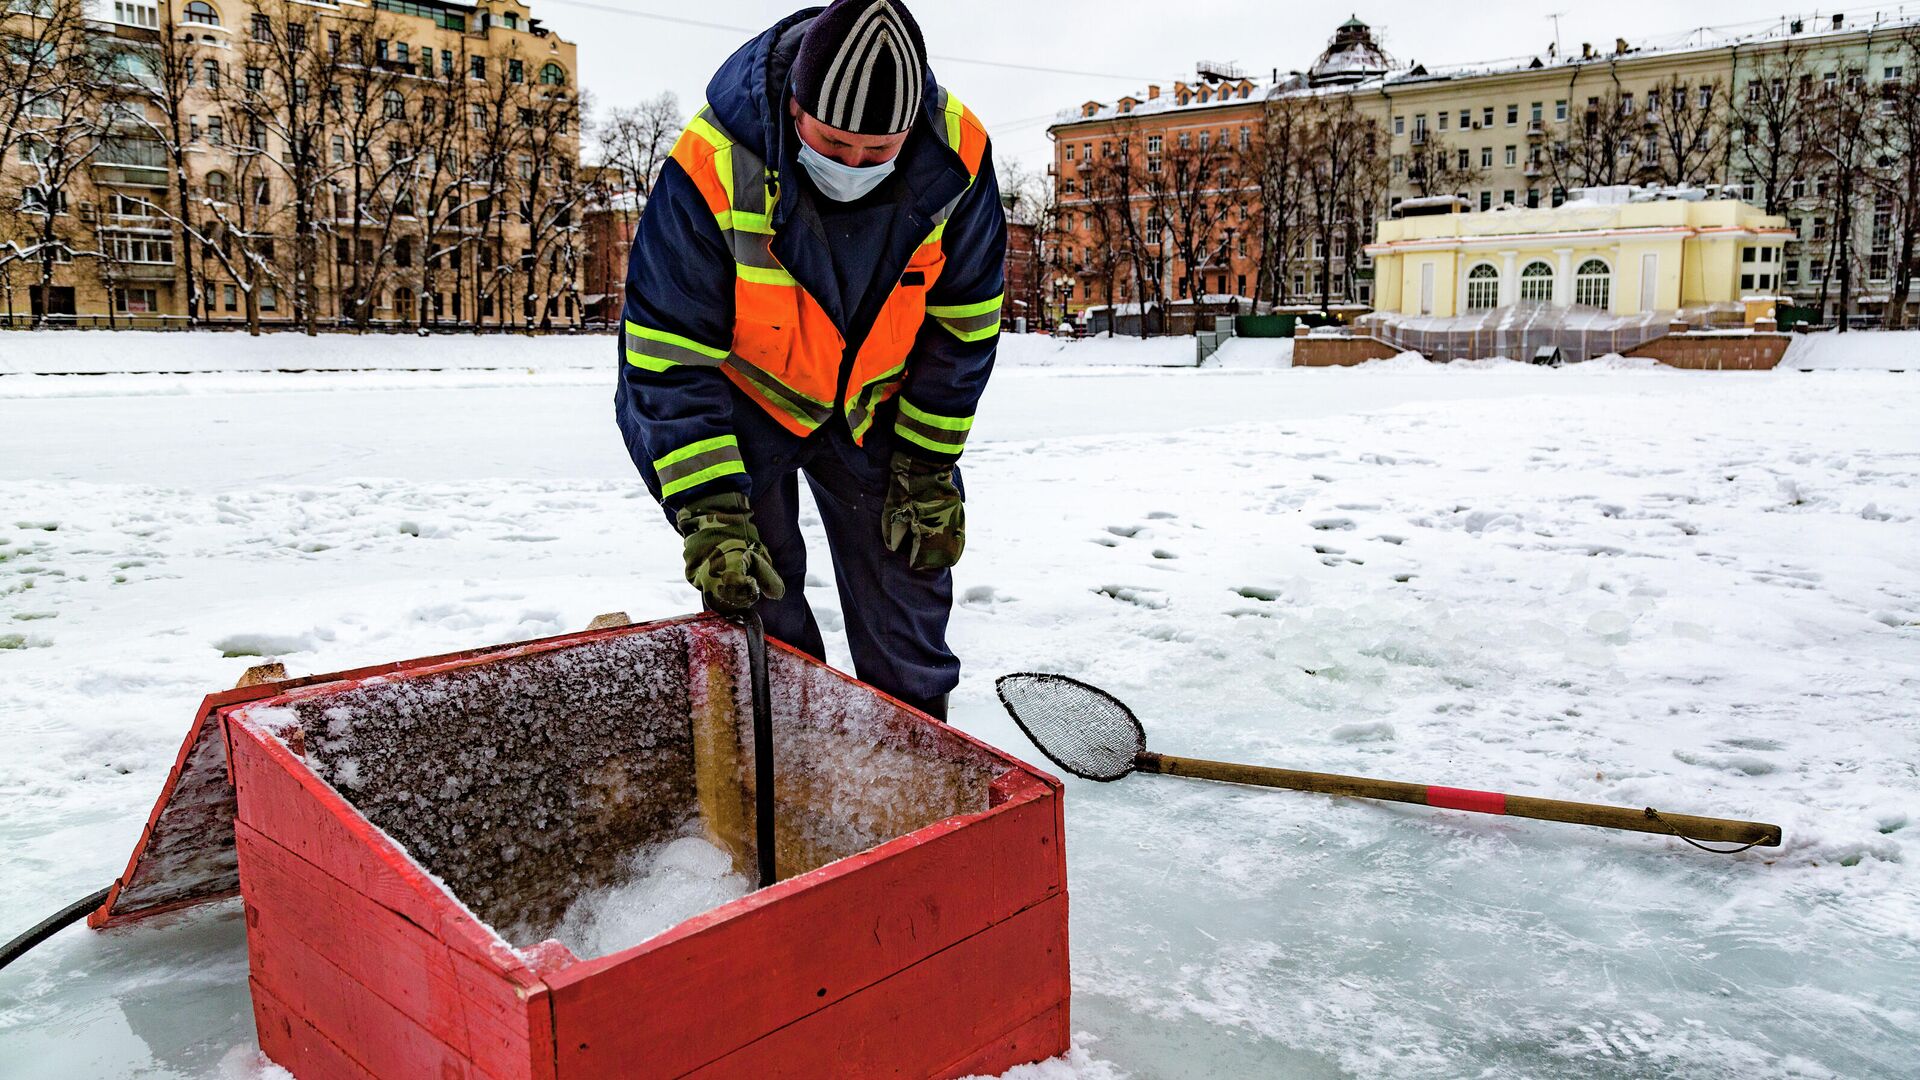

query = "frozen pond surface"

[{"left": 3, "top": 347, "right": 1917, "bottom": 1077}]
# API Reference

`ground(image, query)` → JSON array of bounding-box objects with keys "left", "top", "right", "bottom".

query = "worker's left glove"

[{"left": 883, "top": 451, "right": 965, "bottom": 572}]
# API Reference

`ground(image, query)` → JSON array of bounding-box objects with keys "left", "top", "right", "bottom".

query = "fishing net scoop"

[{"left": 994, "top": 673, "right": 1781, "bottom": 852}]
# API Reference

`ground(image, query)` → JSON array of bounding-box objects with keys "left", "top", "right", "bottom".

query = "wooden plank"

[
  {"left": 227, "top": 721, "right": 538, "bottom": 981},
  {"left": 253, "top": 978, "right": 380, "bottom": 1080},
  {"left": 679, "top": 895, "right": 1071, "bottom": 1080},
  {"left": 548, "top": 788, "right": 1063, "bottom": 1078},
  {"left": 936, "top": 1002, "right": 1073, "bottom": 1080},
  {"left": 235, "top": 823, "right": 536, "bottom": 1070},
  {"left": 248, "top": 914, "right": 492, "bottom": 1080}
]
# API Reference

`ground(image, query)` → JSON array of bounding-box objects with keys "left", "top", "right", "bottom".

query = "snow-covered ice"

[{"left": 2, "top": 336, "right": 1917, "bottom": 1078}]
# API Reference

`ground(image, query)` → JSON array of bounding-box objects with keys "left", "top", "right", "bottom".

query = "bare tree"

[
  {"left": 1404, "top": 130, "right": 1482, "bottom": 200},
  {"left": 1247, "top": 94, "right": 1308, "bottom": 305},
  {"left": 596, "top": 91, "right": 680, "bottom": 235},
  {"left": 1647, "top": 76, "right": 1727, "bottom": 187},
  {"left": 1808, "top": 69, "right": 1879, "bottom": 331},
  {"left": 1726, "top": 42, "right": 1819, "bottom": 216},
  {"left": 1872, "top": 32, "right": 1920, "bottom": 328},
  {"left": 1543, "top": 87, "right": 1656, "bottom": 195},
  {"left": 1300, "top": 94, "right": 1383, "bottom": 314},
  {"left": 1157, "top": 129, "right": 1236, "bottom": 320},
  {"left": 997, "top": 157, "right": 1058, "bottom": 332}
]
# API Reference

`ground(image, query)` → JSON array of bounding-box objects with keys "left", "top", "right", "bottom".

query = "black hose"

[
  {"left": 0, "top": 887, "right": 111, "bottom": 973},
  {"left": 744, "top": 610, "right": 777, "bottom": 889}
]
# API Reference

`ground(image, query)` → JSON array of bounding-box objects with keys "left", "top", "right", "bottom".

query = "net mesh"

[{"left": 994, "top": 673, "right": 1146, "bottom": 782}]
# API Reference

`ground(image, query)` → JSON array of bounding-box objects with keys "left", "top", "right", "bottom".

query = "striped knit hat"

[{"left": 791, "top": 0, "right": 928, "bottom": 136}]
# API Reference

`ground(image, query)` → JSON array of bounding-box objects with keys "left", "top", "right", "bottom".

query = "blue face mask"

[{"left": 797, "top": 141, "right": 897, "bottom": 203}]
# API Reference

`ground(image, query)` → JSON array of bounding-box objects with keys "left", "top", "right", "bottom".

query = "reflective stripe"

[
  {"left": 928, "top": 294, "right": 1004, "bottom": 342},
  {"left": 730, "top": 231, "right": 783, "bottom": 270},
  {"left": 654, "top": 435, "right": 745, "bottom": 498},
  {"left": 845, "top": 362, "right": 908, "bottom": 440},
  {"left": 894, "top": 398, "right": 973, "bottom": 456},
  {"left": 626, "top": 320, "right": 730, "bottom": 372},
  {"left": 724, "top": 358, "right": 835, "bottom": 429}
]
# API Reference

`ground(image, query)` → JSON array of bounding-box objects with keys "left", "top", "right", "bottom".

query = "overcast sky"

[{"left": 545, "top": 0, "right": 1856, "bottom": 168}]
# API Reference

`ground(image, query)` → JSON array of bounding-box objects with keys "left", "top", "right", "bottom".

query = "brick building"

[{"left": 1, "top": 0, "right": 583, "bottom": 331}]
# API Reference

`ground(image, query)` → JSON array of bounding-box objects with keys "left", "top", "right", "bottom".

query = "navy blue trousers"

[{"left": 636, "top": 391, "right": 961, "bottom": 706}]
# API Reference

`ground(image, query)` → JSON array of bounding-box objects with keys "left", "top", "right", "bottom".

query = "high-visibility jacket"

[{"left": 615, "top": 11, "right": 1007, "bottom": 510}]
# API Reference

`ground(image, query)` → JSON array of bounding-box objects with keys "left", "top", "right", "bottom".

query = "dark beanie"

[{"left": 791, "top": 0, "right": 928, "bottom": 136}]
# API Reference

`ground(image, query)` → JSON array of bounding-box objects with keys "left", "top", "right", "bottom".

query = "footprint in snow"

[
  {"left": 1309, "top": 517, "right": 1355, "bottom": 531},
  {"left": 960, "top": 585, "right": 1013, "bottom": 609},
  {"left": 1095, "top": 585, "right": 1167, "bottom": 609},
  {"left": 1328, "top": 720, "right": 1395, "bottom": 743},
  {"left": 1106, "top": 524, "right": 1145, "bottom": 538},
  {"left": 1234, "top": 585, "right": 1282, "bottom": 602}
]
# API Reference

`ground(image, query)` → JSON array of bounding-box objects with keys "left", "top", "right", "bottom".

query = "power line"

[{"left": 538, "top": 0, "right": 1157, "bottom": 83}]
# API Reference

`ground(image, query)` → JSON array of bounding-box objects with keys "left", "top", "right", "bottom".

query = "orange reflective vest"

[{"left": 636, "top": 88, "right": 997, "bottom": 444}]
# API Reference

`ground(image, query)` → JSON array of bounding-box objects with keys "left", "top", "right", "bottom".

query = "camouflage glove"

[
  {"left": 675, "top": 492, "right": 785, "bottom": 616},
  {"left": 883, "top": 451, "right": 965, "bottom": 572}
]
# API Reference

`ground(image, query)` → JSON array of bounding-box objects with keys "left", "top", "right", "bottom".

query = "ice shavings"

[{"left": 544, "top": 835, "right": 753, "bottom": 959}]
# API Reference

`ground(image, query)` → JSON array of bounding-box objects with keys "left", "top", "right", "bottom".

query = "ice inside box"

[{"left": 240, "top": 620, "right": 1006, "bottom": 960}]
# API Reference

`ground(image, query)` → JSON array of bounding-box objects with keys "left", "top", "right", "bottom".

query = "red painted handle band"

[{"left": 1426, "top": 786, "right": 1508, "bottom": 815}]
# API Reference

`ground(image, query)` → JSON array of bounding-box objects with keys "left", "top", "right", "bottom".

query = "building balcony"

[
  {"left": 112, "top": 263, "right": 178, "bottom": 282},
  {"left": 1526, "top": 120, "right": 1546, "bottom": 138}
]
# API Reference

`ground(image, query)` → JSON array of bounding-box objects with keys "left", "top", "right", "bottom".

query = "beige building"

[
  {"left": 1049, "top": 11, "right": 1920, "bottom": 328},
  {"left": 1, "top": 0, "right": 583, "bottom": 330},
  {"left": 1368, "top": 189, "right": 1792, "bottom": 319}
]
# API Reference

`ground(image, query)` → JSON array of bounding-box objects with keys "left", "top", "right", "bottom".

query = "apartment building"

[
  {"left": 1, "top": 0, "right": 583, "bottom": 330},
  {"left": 1049, "top": 12, "right": 1920, "bottom": 327}
]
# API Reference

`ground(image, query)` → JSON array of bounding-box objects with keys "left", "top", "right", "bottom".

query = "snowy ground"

[{"left": 1, "top": 338, "right": 1917, "bottom": 1078}]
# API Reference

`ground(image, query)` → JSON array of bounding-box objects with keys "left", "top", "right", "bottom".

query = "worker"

[{"left": 615, "top": 0, "right": 1006, "bottom": 721}]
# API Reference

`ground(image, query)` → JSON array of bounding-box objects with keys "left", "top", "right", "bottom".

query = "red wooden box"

[{"left": 93, "top": 615, "right": 1069, "bottom": 1079}]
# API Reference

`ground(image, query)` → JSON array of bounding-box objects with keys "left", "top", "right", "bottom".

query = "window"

[
  {"left": 1438, "top": 112, "right": 1449, "bottom": 132},
  {"left": 509, "top": 59, "right": 524, "bottom": 83},
  {"left": 245, "top": 66, "right": 263, "bottom": 91},
  {"left": 253, "top": 177, "right": 271, "bottom": 205},
  {"left": 1480, "top": 191, "right": 1492, "bottom": 211},
  {"left": 1465, "top": 263, "right": 1500, "bottom": 310},
  {"left": 1503, "top": 189, "right": 1515, "bottom": 205},
  {"left": 202, "top": 59, "right": 220, "bottom": 89},
  {"left": 1620, "top": 92, "right": 1634, "bottom": 115},
  {"left": 105, "top": 233, "right": 173, "bottom": 264},
  {"left": 443, "top": 51, "right": 454, "bottom": 77},
  {"left": 261, "top": 287, "right": 278, "bottom": 312},
  {"left": 1459, "top": 109, "right": 1470, "bottom": 129},
  {"left": 504, "top": 12, "right": 518, "bottom": 29},
  {"left": 1457, "top": 148, "right": 1470, "bottom": 169},
  {"left": 331, "top": 134, "right": 345, "bottom": 162},
  {"left": 1506, "top": 104, "right": 1518, "bottom": 125},
  {"left": 329, "top": 30, "right": 341, "bottom": 53},
  {"left": 540, "top": 63, "right": 566, "bottom": 86},
  {"left": 113, "top": 2, "right": 158, "bottom": 28},
  {"left": 251, "top": 13, "right": 271, "bottom": 42},
  {"left": 223, "top": 285, "right": 238, "bottom": 311},
  {"left": 1531, "top": 102, "right": 1543, "bottom": 122},
  {"left": 1574, "top": 259, "right": 1611, "bottom": 308},
  {"left": 384, "top": 90, "right": 405, "bottom": 118},
  {"left": 1393, "top": 115, "right": 1404, "bottom": 135},
  {"left": 206, "top": 115, "right": 223, "bottom": 144},
  {"left": 1481, "top": 147, "right": 1493, "bottom": 168},
  {"left": 184, "top": 1, "right": 218, "bottom": 25},
  {"left": 1504, "top": 145, "right": 1517, "bottom": 167},
  {"left": 1555, "top": 99, "right": 1568, "bottom": 121},
  {"left": 471, "top": 55, "right": 486, "bottom": 80},
  {"left": 1519, "top": 261, "right": 1555, "bottom": 303},
  {"left": 115, "top": 287, "right": 159, "bottom": 313}
]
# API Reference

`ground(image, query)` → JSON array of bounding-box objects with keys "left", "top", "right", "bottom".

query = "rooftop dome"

[{"left": 1310, "top": 14, "right": 1392, "bottom": 86}]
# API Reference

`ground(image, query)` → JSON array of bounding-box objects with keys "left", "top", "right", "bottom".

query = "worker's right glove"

[{"left": 675, "top": 492, "right": 785, "bottom": 616}]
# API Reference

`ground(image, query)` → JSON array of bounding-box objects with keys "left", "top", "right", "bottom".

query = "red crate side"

[
  {"left": 236, "top": 823, "right": 537, "bottom": 1067},
  {"left": 936, "top": 1002, "right": 1073, "bottom": 1080},
  {"left": 248, "top": 915, "right": 504, "bottom": 1080},
  {"left": 227, "top": 721, "right": 544, "bottom": 982},
  {"left": 547, "top": 790, "right": 1062, "bottom": 1078},
  {"left": 253, "top": 979, "right": 380, "bottom": 1080},
  {"left": 674, "top": 894, "right": 1071, "bottom": 1080}
]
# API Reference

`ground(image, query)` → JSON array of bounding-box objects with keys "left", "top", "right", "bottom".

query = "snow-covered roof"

[{"left": 1053, "top": 9, "right": 1920, "bottom": 134}]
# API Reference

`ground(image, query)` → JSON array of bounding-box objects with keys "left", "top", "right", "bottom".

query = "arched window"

[
  {"left": 183, "top": 1, "right": 219, "bottom": 26},
  {"left": 1465, "top": 263, "right": 1500, "bottom": 310},
  {"left": 383, "top": 89, "right": 405, "bottom": 119},
  {"left": 205, "top": 171, "right": 229, "bottom": 202},
  {"left": 539, "top": 63, "right": 566, "bottom": 86},
  {"left": 1519, "top": 260, "right": 1555, "bottom": 303},
  {"left": 1575, "top": 259, "right": 1612, "bottom": 308}
]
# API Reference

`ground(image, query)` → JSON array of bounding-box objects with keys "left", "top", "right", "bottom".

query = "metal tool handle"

[
  {"left": 1136, "top": 752, "right": 1781, "bottom": 848},
  {"left": 743, "top": 610, "right": 778, "bottom": 887}
]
